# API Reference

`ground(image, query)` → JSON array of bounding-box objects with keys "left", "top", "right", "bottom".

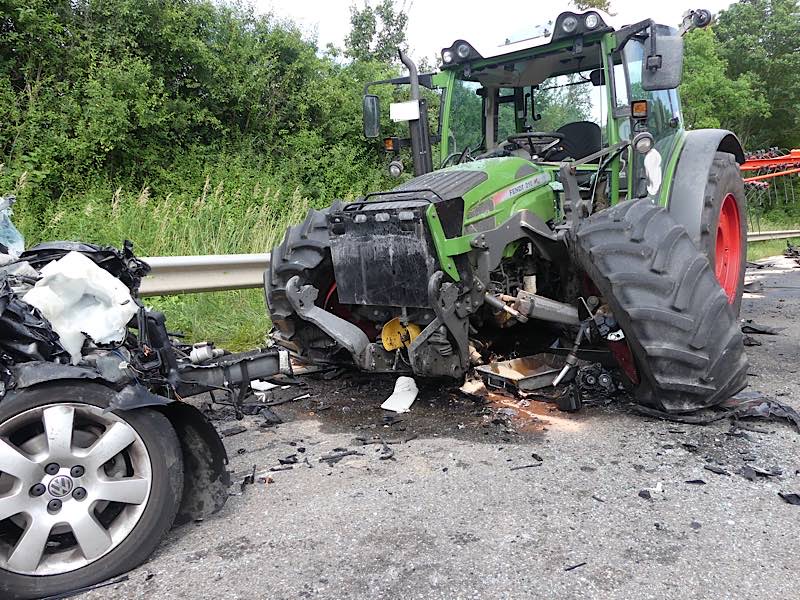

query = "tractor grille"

[{"left": 328, "top": 203, "right": 438, "bottom": 308}]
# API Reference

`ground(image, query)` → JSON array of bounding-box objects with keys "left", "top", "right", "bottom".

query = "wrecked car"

[{"left": 0, "top": 204, "right": 287, "bottom": 599}]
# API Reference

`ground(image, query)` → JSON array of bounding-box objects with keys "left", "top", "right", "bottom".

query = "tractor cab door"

[{"left": 617, "top": 27, "right": 684, "bottom": 199}]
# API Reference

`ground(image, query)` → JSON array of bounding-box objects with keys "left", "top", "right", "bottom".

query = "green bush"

[{"left": 0, "top": 0, "right": 403, "bottom": 348}]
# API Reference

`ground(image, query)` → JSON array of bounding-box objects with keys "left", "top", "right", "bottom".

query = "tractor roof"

[{"left": 440, "top": 10, "right": 620, "bottom": 87}]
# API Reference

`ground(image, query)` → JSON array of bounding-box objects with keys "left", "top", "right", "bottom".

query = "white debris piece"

[
  {"left": 250, "top": 379, "right": 279, "bottom": 392},
  {"left": 23, "top": 251, "right": 139, "bottom": 364},
  {"left": 381, "top": 376, "right": 418, "bottom": 413}
]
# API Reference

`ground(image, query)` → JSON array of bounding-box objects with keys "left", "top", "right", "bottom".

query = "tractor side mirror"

[
  {"left": 641, "top": 30, "right": 684, "bottom": 91},
  {"left": 363, "top": 94, "right": 380, "bottom": 138}
]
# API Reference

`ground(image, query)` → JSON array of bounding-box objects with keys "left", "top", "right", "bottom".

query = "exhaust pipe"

[{"left": 398, "top": 49, "right": 433, "bottom": 176}]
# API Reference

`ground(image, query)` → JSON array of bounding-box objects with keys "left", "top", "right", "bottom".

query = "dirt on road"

[{"left": 82, "top": 257, "right": 800, "bottom": 600}]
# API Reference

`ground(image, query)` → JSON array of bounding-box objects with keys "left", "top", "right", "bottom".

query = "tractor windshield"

[{"left": 447, "top": 68, "right": 608, "bottom": 158}]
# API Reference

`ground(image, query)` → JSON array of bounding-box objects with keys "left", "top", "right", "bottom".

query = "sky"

[{"left": 254, "top": 0, "right": 737, "bottom": 62}]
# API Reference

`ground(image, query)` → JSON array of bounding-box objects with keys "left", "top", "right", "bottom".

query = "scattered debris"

[
  {"left": 265, "top": 392, "right": 311, "bottom": 407},
  {"left": 378, "top": 441, "right": 395, "bottom": 461},
  {"left": 458, "top": 376, "right": 489, "bottom": 402},
  {"left": 531, "top": 452, "right": 543, "bottom": 462},
  {"left": 319, "top": 449, "right": 364, "bottom": 465},
  {"left": 732, "top": 399, "right": 800, "bottom": 432},
  {"left": 740, "top": 319, "right": 783, "bottom": 335},
  {"left": 742, "top": 335, "right": 763, "bottom": 347},
  {"left": 591, "top": 494, "right": 605, "bottom": 503},
  {"left": 739, "top": 465, "right": 781, "bottom": 482},
  {"left": 704, "top": 465, "right": 730, "bottom": 476},
  {"left": 381, "top": 376, "right": 419, "bottom": 413},
  {"left": 278, "top": 454, "right": 298, "bottom": 465},
  {"left": 258, "top": 407, "right": 283, "bottom": 427},
  {"left": 251, "top": 379, "right": 279, "bottom": 393},
  {"left": 269, "top": 465, "right": 294, "bottom": 472},
  {"left": 219, "top": 424, "right": 247, "bottom": 438},
  {"left": 564, "top": 562, "right": 587, "bottom": 571},
  {"left": 785, "top": 242, "right": 800, "bottom": 259},
  {"left": 778, "top": 492, "right": 800, "bottom": 505},
  {"left": 690, "top": 520, "right": 702, "bottom": 530},
  {"left": 237, "top": 465, "right": 257, "bottom": 494},
  {"left": 638, "top": 481, "right": 664, "bottom": 500},
  {"left": 510, "top": 463, "right": 542, "bottom": 471},
  {"left": 746, "top": 260, "right": 770, "bottom": 269}
]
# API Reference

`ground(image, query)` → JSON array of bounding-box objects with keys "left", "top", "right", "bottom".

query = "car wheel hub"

[
  {"left": 47, "top": 475, "right": 74, "bottom": 498},
  {"left": 0, "top": 403, "right": 153, "bottom": 576}
]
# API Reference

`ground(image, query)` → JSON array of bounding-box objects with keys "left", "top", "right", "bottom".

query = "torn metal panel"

[
  {"left": 476, "top": 353, "right": 569, "bottom": 392},
  {"left": 11, "top": 361, "right": 107, "bottom": 389},
  {"left": 161, "top": 402, "right": 231, "bottom": 525}
]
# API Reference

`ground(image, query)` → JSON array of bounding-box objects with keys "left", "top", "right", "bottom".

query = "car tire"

[{"left": 0, "top": 382, "right": 183, "bottom": 600}]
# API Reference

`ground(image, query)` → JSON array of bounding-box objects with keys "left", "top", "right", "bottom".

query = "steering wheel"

[{"left": 506, "top": 132, "right": 564, "bottom": 159}]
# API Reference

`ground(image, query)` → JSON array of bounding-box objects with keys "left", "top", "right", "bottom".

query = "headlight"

[
  {"left": 442, "top": 49, "right": 454, "bottom": 64},
  {"left": 561, "top": 15, "right": 578, "bottom": 33},
  {"left": 632, "top": 132, "right": 655, "bottom": 155},
  {"left": 456, "top": 43, "right": 470, "bottom": 59},
  {"left": 584, "top": 13, "right": 600, "bottom": 29},
  {"left": 388, "top": 160, "right": 404, "bottom": 178}
]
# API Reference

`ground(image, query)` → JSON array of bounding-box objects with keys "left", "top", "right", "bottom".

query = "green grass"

[
  {"left": 9, "top": 166, "right": 799, "bottom": 350},
  {"left": 747, "top": 237, "right": 800, "bottom": 261},
  {"left": 14, "top": 174, "right": 310, "bottom": 350}
]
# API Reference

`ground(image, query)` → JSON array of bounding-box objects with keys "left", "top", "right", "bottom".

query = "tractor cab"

[{"left": 364, "top": 9, "right": 710, "bottom": 204}]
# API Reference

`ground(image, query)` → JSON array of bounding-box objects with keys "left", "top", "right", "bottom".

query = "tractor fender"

[{"left": 667, "top": 129, "right": 745, "bottom": 246}]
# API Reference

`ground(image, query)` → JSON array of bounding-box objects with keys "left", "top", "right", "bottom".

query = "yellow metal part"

[{"left": 381, "top": 318, "right": 421, "bottom": 351}]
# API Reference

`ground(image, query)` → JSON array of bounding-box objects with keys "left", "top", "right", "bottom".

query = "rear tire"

[
  {"left": 697, "top": 151, "right": 746, "bottom": 315},
  {"left": 572, "top": 198, "right": 748, "bottom": 413}
]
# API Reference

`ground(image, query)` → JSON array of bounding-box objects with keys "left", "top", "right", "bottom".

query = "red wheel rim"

[{"left": 715, "top": 193, "right": 742, "bottom": 303}]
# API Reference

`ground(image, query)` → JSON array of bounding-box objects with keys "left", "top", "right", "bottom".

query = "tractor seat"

[{"left": 547, "top": 121, "right": 602, "bottom": 162}]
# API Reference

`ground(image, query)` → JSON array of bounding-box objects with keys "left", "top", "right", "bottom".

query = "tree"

[
  {"left": 680, "top": 27, "right": 770, "bottom": 146},
  {"left": 572, "top": 1, "right": 612, "bottom": 12},
  {"left": 344, "top": 0, "right": 408, "bottom": 63},
  {"left": 713, "top": 0, "right": 800, "bottom": 149}
]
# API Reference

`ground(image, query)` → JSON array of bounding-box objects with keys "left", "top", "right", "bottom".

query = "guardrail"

[
  {"left": 139, "top": 253, "right": 270, "bottom": 296},
  {"left": 745, "top": 229, "right": 800, "bottom": 242},
  {"left": 139, "top": 230, "right": 800, "bottom": 296}
]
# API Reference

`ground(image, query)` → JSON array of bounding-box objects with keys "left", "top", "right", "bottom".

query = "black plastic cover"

[{"left": 329, "top": 207, "right": 437, "bottom": 308}]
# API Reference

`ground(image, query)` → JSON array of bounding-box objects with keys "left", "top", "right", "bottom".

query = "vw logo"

[{"left": 48, "top": 475, "right": 74, "bottom": 498}]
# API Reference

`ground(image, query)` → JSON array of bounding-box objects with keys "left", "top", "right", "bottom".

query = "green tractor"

[{"left": 266, "top": 9, "right": 748, "bottom": 413}]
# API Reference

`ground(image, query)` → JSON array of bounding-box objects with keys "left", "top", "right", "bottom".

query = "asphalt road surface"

[{"left": 83, "top": 257, "right": 800, "bottom": 600}]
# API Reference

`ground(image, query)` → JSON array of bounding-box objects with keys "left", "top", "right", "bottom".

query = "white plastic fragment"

[
  {"left": 381, "top": 376, "right": 418, "bottom": 413},
  {"left": 250, "top": 379, "right": 279, "bottom": 392},
  {"left": 23, "top": 251, "right": 139, "bottom": 364}
]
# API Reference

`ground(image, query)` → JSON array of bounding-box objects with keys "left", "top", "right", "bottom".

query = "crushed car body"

[{"left": 0, "top": 213, "right": 288, "bottom": 599}]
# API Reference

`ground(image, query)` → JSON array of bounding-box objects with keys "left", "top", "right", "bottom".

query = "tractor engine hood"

[{"left": 328, "top": 158, "right": 552, "bottom": 308}]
